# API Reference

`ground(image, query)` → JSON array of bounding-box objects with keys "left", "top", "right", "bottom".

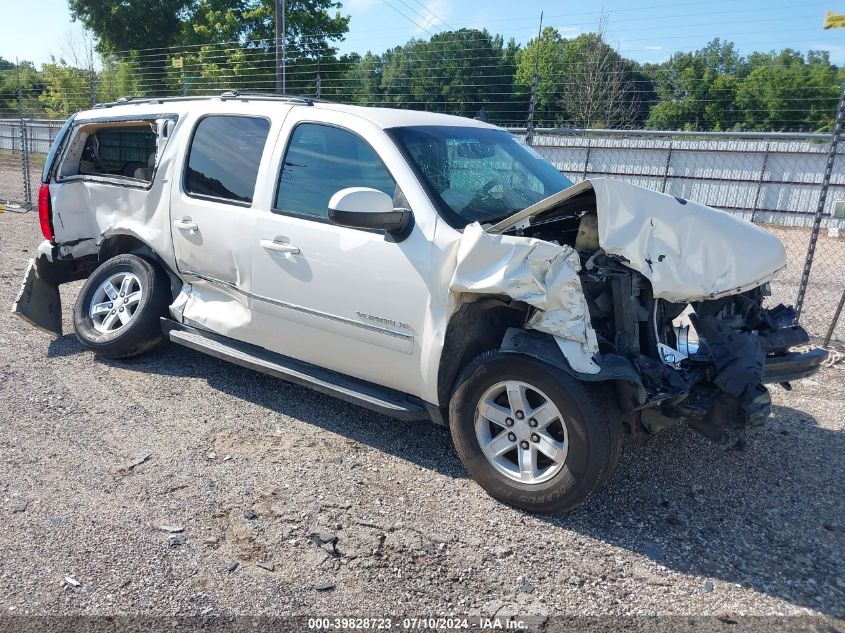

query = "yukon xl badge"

[{"left": 356, "top": 311, "right": 410, "bottom": 330}]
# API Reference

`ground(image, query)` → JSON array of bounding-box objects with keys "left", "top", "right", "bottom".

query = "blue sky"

[{"left": 4, "top": 0, "right": 845, "bottom": 67}]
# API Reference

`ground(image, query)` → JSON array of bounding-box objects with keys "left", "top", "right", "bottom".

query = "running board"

[{"left": 161, "top": 319, "right": 429, "bottom": 421}]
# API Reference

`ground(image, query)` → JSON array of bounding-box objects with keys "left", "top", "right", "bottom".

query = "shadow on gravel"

[
  {"left": 96, "top": 341, "right": 468, "bottom": 479},
  {"left": 94, "top": 341, "right": 843, "bottom": 617},
  {"left": 543, "top": 404, "right": 845, "bottom": 617},
  {"left": 46, "top": 333, "right": 86, "bottom": 357}
]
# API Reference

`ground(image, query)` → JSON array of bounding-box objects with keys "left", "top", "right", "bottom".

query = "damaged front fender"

[{"left": 449, "top": 222, "right": 600, "bottom": 374}]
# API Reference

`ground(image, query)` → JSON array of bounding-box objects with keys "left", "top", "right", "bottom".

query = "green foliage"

[
  {"left": 38, "top": 58, "right": 96, "bottom": 117},
  {"left": 347, "top": 29, "right": 525, "bottom": 123},
  {"left": 6, "top": 7, "right": 845, "bottom": 133},
  {"left": 515, "top": 27, "right": 565, "bottom": 125},
  {"left": 0, "top": 59, "right": 44, "bottom": 116},
  {"left": 644, "top": 39, "right": 842, "bottom": 132}
]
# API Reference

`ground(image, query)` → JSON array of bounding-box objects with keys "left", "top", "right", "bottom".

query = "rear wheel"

[
  {"left": 73, "top": 254, "right": 170, "bottom": 359},
  {"left": 449, "top": 350, "right": 622, "bottom": 514}
]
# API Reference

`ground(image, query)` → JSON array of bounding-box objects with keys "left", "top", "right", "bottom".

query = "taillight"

[{"left": 38, "top": 183, "right": 54, "bottom": 241}]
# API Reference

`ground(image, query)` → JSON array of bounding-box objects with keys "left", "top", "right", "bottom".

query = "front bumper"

[{"left": 763, "top": 348, "right": 828, "bottom": 383}]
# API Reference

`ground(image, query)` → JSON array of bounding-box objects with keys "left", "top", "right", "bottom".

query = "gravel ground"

[{"left": 0, "top": 209, "right": 843, "bottom": 630}]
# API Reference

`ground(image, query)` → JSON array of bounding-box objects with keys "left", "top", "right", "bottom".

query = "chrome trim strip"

[{"left": 181, "top": 270, "right": 414, "bottom": 343}]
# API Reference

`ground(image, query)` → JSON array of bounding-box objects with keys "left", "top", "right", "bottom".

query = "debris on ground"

[
  {"left": 167, "top": 534, "right": 187, "bottom": 548},
  {"left": 311, "top": 532, "right": 340, "bottom": 557},
  {"left": 117, "top": 453, "right": 152, "bottom": 474}
]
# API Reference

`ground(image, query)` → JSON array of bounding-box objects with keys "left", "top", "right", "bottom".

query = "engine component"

[{"left": 575, "top": 212, "right": 600, "bottom": 253}]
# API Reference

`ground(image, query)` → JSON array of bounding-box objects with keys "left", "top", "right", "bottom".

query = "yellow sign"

[
  {"left": 172, "top": 57, "right": 184, "bottom": 69},
  {"left": 824, "top": 11, "right": 845, "bottom": 29}
]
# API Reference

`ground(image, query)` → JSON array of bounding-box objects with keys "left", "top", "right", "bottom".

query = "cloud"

[
  {"left": 643, "top": 45, "right": 663, "bottom": 51},
  {"left": 557, "top": 26, "right": 586, "bottom": 38},
  {"left": 414, "top": 0, "right": 452, "bottom": 33}
]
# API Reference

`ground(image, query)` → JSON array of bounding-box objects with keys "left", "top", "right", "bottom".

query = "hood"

[{"left": 490, "top": 178, "right": 788, "bottom": 303}]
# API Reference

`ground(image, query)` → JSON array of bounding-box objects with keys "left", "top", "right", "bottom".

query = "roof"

[{"left": 73, "top": 93, "right": 498, "bottom": 131}]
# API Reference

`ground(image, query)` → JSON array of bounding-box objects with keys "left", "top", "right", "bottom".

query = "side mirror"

[{"left": 327, "top": 187, "right": 411, "bottom": 234}]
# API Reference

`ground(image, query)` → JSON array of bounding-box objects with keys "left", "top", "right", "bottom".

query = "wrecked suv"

[{"left": 14, "top": 93, "right": 827, "bottom": 513}]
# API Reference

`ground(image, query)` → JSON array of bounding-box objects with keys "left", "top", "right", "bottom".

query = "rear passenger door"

[{"left": 170, "top": 114, "right": 273, "bottom": 335}]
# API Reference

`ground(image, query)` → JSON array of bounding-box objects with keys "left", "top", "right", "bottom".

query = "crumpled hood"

[{"left": 490, "top": 178, "right": 788, "bottom": 303}]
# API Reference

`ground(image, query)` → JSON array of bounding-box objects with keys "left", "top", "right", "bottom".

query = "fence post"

[
  {"left": 750, "top": 142, "right": 770, "bottom": 223},
  {"left": 16, "top": 60, "right": 32, "bottom": 209},
  {"left": 526, "top": 73, "right": 538, "bottom": 146},
  {"left": 525, "top": 12, "right": 543, "bottom": 146},
  {"left": 795, "top": 82, "right": 845, "bottom": 320},
  {"left": 660, "top": 140, "right": 673, "bottom": 193},
  {"left": 582, "top": 137, "right": 591, "bottom": 180}
]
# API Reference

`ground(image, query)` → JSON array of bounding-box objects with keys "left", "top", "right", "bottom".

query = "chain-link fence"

[
  {"left": 0, "top": 118, "right": 35, "bottom": 211},
  {"left": 1, "top": 116, "right": 843, "bottom": 344}
]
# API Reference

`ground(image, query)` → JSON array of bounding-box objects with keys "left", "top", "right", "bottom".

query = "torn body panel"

[
  {"left": 449, "top": 222, "right": 600, "bottom": 374},
  {"left": 491, "top": 178, "right": 788, "bottom": 303},
  {"left": 12, "top": 241, "right": 98, "bottom": 336}
]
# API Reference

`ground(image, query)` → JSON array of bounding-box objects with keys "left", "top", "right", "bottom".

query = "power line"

[{"left": 378, "top": 0, "right": 436, "bottom": 37}]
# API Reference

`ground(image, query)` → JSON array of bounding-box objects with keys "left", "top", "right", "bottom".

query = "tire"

[
  {"left": 73, "top": 254, "right": 170, "bottom": 359},
  {"left": 449, "top": 349, "right": 622, "bottom": 514}
]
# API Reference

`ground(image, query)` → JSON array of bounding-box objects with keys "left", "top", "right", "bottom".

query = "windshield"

[{"left": 388, "top": 125, "right": 573, "bottom": 227}]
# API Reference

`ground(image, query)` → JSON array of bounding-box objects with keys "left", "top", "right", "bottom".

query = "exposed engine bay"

[{"left": 496, "top": 185, "right": 827, "bottom": 446}]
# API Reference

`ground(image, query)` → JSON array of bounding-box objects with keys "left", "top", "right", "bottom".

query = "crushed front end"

[
  {"left": 581, "top": 254, "right": 827, "bottom": 445},
  {"left": 491, "top": 178, "right": 828, "bottom": 446}
]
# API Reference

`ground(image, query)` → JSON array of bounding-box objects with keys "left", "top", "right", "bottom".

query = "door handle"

[
  {"left": 173, "top": 217, "right": 198, "bottom": 232},
  {"left": 260, "top": 238, "right": 300, "bottom": 255}
]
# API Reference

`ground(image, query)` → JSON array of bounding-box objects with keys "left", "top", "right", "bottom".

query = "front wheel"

[
  {"left": 73, "top": 254, "right": 170, "bottom": 359},
  {"left": 449, "top": 350, "right": 622, "bottom": 514}
]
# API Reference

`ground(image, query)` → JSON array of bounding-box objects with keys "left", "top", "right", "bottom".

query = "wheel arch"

[
  {"left": 98, "top": 233, "right": 182, "bottom": 301},
  {"left": 436, "top": 296, "right": 529, "bottom": 413}
]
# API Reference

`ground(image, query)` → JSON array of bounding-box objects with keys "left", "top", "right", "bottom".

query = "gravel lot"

[{"left": 0, "top": 209, "right": 843, "bottom": 630}]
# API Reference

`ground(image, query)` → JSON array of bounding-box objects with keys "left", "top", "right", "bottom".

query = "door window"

[
  {"left": 185, "top": 115, "right": 270, "bottom": 204},
  {"left": 275, "top": 123, "right": 396, "bottom": 220}
]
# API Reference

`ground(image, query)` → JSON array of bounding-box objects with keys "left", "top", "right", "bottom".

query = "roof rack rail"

[{"left": 93, "top": 90, "right": 328, "bottom": 109}]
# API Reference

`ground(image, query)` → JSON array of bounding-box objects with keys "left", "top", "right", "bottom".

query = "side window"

[
  {"left": 78, "top": 126, "right": 158, "bottom": 179},
  {"left": 185, "top": 115, "right": 270, "bottom": 204},
  {"left": 275, "top": 123, "right": 396, "bottom": 220}
]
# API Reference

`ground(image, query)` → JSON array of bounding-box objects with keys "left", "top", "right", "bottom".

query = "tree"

[
  {"left": 69, "top": 0, "right": 190, "bottom": 92},
  {"left": 0, "top": 59, "right": 44, "bottom": 117},
  {"left": 515, "top": 27, "right": 565, "bottom": 126},
  {"left": 39, "top": 58, "right": 93, "bottom": 117},
  {"left": 69, "top": 0, "right": 350, "bottom": 95},
  {"left": 559, "top": 32, "right": 647, "bottom": 128},
  {"left": 347, "top": 29, "right": 520, "bottom": 122},
  {"left": 737, "top": 50, "right": 841, "bottom": 131}
]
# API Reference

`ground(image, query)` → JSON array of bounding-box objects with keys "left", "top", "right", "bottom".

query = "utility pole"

[
  {"left": 275, "top": 0, "right": 286, "bottom": 94},
  {"left": 525, "top": 12, "right": 543, "bottom": 146}
]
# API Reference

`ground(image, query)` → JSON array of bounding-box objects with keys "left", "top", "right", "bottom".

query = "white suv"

[{"left": 13, "top": 92, "right": 826, "bottom": 513}]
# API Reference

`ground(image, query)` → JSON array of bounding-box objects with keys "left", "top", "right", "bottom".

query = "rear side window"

[
  {"left": 185, "top": 115, "right": 270, "bottom": 204},
  {"left": 275, "top": 123, "right": 396, "bottom": 220}
]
